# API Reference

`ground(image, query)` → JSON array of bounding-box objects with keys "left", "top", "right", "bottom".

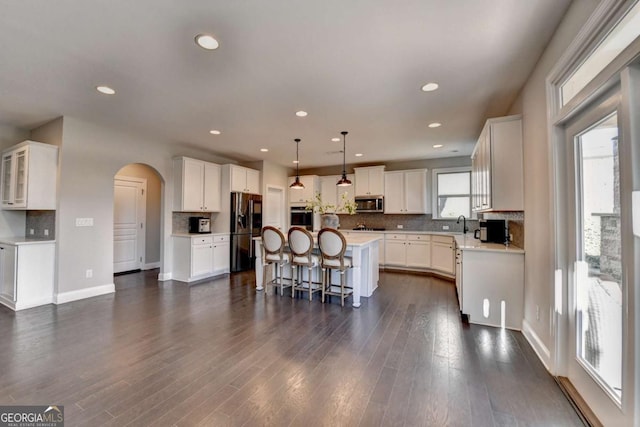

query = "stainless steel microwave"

[{"left": 355, "top": 196, "right": 384, "bottom": 213}]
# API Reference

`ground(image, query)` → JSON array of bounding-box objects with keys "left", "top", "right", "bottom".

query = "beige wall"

[
  {"left": 117, "top": 163, "right": 162, "bottom": 265},
  {"left": 507, "top": 0, "right": 600, "bottom": 359}
]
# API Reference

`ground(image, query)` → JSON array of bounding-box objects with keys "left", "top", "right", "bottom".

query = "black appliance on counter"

[
  {"left": 230, "top": 192, "right": 262, "bottom": 272},
  {"left": 188, "top": 217, "right": 211, "bottom": 234},
  {"left": 474, "top": 219, "right": 507, "bottom": 243}
]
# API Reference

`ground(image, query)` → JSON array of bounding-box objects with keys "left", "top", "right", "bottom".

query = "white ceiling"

[{"left": 0, "top": 0, "right": 572, "bottom": 168}]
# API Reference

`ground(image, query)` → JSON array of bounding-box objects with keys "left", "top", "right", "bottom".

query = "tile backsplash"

[
  {"left": 26, "top": 210, "right": 55, "bottom": 238},
  {"left": 337, "top": 213, "right": 479, "bottom": 234}
]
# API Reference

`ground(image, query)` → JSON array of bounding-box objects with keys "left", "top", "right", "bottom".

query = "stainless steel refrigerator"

[{"left": 230, "top": 192, "right": 262, "bottom": 272}]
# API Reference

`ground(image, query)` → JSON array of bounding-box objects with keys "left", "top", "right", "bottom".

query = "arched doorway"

[{"left": 113, "top": 163, "right": 163, "bottom": 275}]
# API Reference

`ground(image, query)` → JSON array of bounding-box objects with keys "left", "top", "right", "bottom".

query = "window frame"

[{"left": 431, "top": 166, "right": 474, "bottom": 219}]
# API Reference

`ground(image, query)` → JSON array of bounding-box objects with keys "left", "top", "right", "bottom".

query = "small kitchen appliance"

[
  {"left": 189, "top": 217, "right": 211, "bottom": 234},
  {"left": 473, "top": 219, "right": 507, "bottom": 243}
]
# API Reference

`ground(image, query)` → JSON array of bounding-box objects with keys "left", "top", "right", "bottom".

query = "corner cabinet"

[
  {"left": 173, "top": 157, "right": 221, "bottom": 212},
  {"left": 430, "top": 235, "right": 455, "bottom": 275},
  {"left": 471, "top": 115, "right": 523, "bottom": 212},
  {"left": 383, "top": 169, "right": 429, "bottom": 214},
  {"left": 354, "top": 166, "right": 385, "bottom": 196},
  {"left": 230, "top": 165, "right": 260, "bottom": 194},
  {"left": 1, "top": 140, "right": 58, "bottom": 210}
]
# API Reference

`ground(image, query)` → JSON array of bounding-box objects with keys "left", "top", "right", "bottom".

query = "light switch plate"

[
  {"left": 397, "top": 224, "right": 403, "bottom": 229},
  {"left": 442, "top": 225, "right": 449, "bottom": 230},
  {"left": 76, "top": 218, "right": 94, "bottom": 227}
]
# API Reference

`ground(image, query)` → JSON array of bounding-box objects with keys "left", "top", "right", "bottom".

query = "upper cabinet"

[
  {"left": 319, "top": 174, "right": 355, "bottom": 212},
  {"left": 471, "top": 115, "right": 523, "bottom": 212},
  {"left": 354, "top": 166, "right": 385, "bottom": 196},
  {"left": 1, "top": 140, "right": 58, "bottom": 210},
  {"left": 289, "top": 175, "right": 319, "bottom": 206},
  {"left": 384, "top": 169, "right": 429, "bottom": 214},
  {"left": 230, "top": 165, "right": 260, "bottom": 194},
  {"left": 173, "top": 157, "right": 221, "bottom": 212}
]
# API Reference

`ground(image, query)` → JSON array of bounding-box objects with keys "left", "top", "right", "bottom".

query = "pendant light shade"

[
  {"left": 337, "top": 131, "right": 352, "bottom": 187},
  {"left": 290, "top": 138, "right": 305, "bottom": 190}
]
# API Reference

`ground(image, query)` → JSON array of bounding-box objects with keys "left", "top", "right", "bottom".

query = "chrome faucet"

[{"left": 457, "top": 215, "right": 468, "bottom": 234}]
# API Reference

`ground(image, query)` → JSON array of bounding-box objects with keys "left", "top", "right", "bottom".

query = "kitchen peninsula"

[{"left": 254, "top": 233, "right": 381, "bottom": 307}]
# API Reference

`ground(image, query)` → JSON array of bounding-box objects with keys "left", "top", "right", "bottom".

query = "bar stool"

[
  {"left": 288, "top": 227, "right": 321, "bottom": 301},
  {"left": 318, "top": 228, "right": 353, "bottom": 307},
  {"left": 261, "top": 226, "right": 291, "bottom": 296}
]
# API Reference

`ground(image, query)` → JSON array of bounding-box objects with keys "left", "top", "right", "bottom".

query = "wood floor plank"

[{"left": 0, "top": 269, "right": 584, "bottom": 426}]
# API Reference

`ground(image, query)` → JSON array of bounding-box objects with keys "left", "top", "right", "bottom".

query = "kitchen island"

[{"left": 254, "top": 233, "right": 381, "bottom": 308}]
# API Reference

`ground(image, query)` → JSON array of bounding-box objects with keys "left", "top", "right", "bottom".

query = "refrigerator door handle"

[{"left": 248, "top": 200, "right": 254, "bottom": 259}]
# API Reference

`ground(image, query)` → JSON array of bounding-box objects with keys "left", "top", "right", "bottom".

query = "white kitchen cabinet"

[
  {"left": 230, "top": 165, "right": 261, "bottom": 194},
  {"left": 383, "top": 169, "right": 429, "bottom": 214},
  {"left": 0, "top": 240, "right": 55, "bottom": 311},
  {"left": 212, "top": 234, "right": 230, "bottom": 275},
  {"left": 384, "top": 233, "right": 431, "bottom": 269},
  {"left": 354, "top": 166, "right": 385, "bottom": 196},
  {"left": 431, "top": 235, "right": 455, "bottom": 274},
  {"left": 1, "top": 140, "right": 58, "bottom": 210},
  {"left": 289, "top": 175, "right": 319, "bottom": 206},
  {"left": 227, "top": 164, "right": 261, "bottom": 194},
  {"left": 173, "top": 157, "right": 221, "bottom": 212},
  {"left": 173, "top": 234, "right": 230, "bottom": 282},
  {"left": 319, "top": 175, "right": 355, "bottom": 212},
  {"left": 471, "top": 115, "right": 523, "bottom": 212}
]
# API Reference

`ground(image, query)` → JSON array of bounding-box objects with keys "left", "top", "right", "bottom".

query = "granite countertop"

[
  {"left": 172, "top": 232, "right": 229, "bottom": 237},
  {"left": 344, "top": 229, "right": 463, "bottom": 236},
  {"left": 0, "top": 236, "right": 56, "bottom": 245},
  {"left": 454, "top": 235, "right": 524, "bottom": 254}
]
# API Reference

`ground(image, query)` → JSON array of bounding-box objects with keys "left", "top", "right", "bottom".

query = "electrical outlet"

[
  {"left": 536, "top": 305, "right": 540, "bottom": 321},
  {"left": 442, "top": 225, "right": 449, "bottom": 230},
  {"left": 44, "top": 229, "right": 49, "bottom": 236},
  {"left": 509, "top": 233, "right": 513, "bottom": 242},
  {"left": 29, "top": 229, "right": 34, "bottom": 235},
  {"left": 86, "top": 269, "right": 93, "bottom": 279},
  {"left": 397, "top": 224, "right": 403, "bottom": 229}
]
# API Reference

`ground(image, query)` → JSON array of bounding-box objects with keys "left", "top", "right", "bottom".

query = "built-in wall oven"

[{"left": 290, "top": 206, "right": 314, "bottom": 231}]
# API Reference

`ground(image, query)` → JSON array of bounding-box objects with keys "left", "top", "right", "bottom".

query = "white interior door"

[
  {"left": 264, "top": 185, "right": 285, "bottom": 230},
  {"left": 563, "top": 94, "right": 629, "bottom": 425},
  {"left": 114, "top": 176, "right": 146, "bottom": 273}
]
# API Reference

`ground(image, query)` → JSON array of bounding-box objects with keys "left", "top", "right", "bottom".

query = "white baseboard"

[
  {"left": 143, "top": 262, "right": 160, "bottom": 270},
  {"left": 522, "top": 318, "right": 551, "bottom": 371},
  {"left": 158, "top": 272, "right": 172, "bottom": 281},
  {"left": 54, "top": 284, "right": 115, "bottom": 305}
]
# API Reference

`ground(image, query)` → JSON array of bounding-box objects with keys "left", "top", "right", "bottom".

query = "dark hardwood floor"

[{"left": 0, "top": 270, "right": 583, "bottom": 426}]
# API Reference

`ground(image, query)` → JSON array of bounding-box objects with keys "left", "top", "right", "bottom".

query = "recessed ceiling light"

[
  {"left": 260, "top": 148, "right": 269, "bottom": 152},
  {"left": 96, "top": 86, "right": 115, "bottom": 95},
  {"left": 331, "top": 137, "right": 340, "bottom": 142},
  {"left": 428, "top": 122, "right": 441, "bottom": 128},
  {"left": 195, "top": 34, "right": 219, "bottom": 50},
  {"left": 355, "top": 153, "right": 363, "bottom": 157},
  {"left": 292, "top": 160, "right": 299, "bottom": 164},
  {"left": 433, "top": 144, "right": 443, "bottom": 148},
  {"left": 421, "top": 82, "right": 439, "bottom": 92},
  {"left": 295, "top": 111, "right": 308, "bottom": 117},
  {"left": 209, "top": 130, "right": 221, "bottom": 135}
]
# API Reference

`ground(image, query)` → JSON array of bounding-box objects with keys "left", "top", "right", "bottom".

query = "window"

[{"left": 432, "top": 167, "right": 472, "bottom": 219}]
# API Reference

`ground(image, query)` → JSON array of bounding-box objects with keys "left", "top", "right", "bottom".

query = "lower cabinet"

[
  {"left": 173, "top": 234, "right": 230, "bottom": 283},
  {"left": 384, "top": 234, "right": 432, "bottom": 269},
  {"left": 0, "top": 240, "right": 55, "bottom": 311},
  {"left": 430, "top": 235, "right": 455, "bottom": 274}
]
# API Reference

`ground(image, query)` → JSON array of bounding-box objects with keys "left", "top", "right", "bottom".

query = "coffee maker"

[{"left": 474, "top": 219, "right": 507, "bottom": 243}]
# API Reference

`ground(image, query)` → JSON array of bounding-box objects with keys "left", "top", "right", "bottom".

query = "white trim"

[
  {"left": 158, "top": 272, "right": 172, "bottom": 281},
  {"left": 633, "top": 191, "right": 640, "bottom": 237},
  {"left": 523, "top": 318, "right": 552, "bottom": 371},
  {"left": 54, "top": 284, "right": 115, "bottom": 305},
  {"left": 430, "top": 166, "right": 474, "bottom": 219},
  {"left": 143, "top": 262, "right": 160, "bottom": 270}
]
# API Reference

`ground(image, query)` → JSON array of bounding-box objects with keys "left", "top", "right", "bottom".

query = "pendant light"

[
  {"left": 290, "top": 138, "right": 305, "bottom": 190},
  {"left": 337, "top": 131, "right": 352, "bottom": 186}
]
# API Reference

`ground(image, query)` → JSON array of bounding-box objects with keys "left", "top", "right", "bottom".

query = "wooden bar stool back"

[
  {"left": 261, "top": 226, "right": 291, "bottom": 296},
  {"left": 287, "top": 227, "right": 321, "bottom": 301},
  {"left": 318, "top": 228, "right": 353, "bottom": 306}
]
